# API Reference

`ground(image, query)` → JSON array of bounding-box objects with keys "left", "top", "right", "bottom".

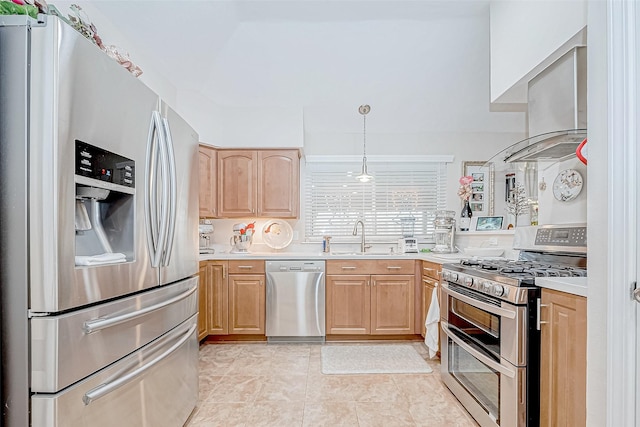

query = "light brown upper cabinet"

[
  {"left": 198, "top": 145, "right": 217, "bottom": 218},
  {"left": 257, "top": 150, "right": 299, "bottom": 218},
  {"left": 217, "top": 149, "right": 300, "bottom": 218},
  {"left": 218, "top": 150, "right": 257, "bottom": 217}
]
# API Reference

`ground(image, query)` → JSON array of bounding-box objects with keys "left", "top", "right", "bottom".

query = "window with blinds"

[{"left": 304, "top": 161, "right": 448, "bottom": 241}]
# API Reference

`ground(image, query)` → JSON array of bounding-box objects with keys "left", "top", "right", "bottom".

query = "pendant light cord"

[
  {"left": 362, "top": 113, "right": 367, "bottom": 162},
  {"left": 356, "top": 104, "right": 372, "bottom": 182}
]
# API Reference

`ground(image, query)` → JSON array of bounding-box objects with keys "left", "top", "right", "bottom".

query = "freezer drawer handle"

[
  {"left": 83, "top": 284, "right": 197, "bottom": 334},
  {"left": 83, "top": 323, "right": 196, "bottom": 405}
]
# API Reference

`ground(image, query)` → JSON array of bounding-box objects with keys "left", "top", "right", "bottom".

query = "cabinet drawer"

[
  {"left": 228, "top": 260, "right": 265, "bottom": 274},
  {"left": 327, "top": 259, "right": 415, "bottom": 275},
  {"left": 327, "top": 260, "right": 376, "bottom": 275},
  {"left": 422, "top": 260, "right": 441, "bottom": 280},
  {"left": 373, "top": 259, "right": 415, "bottom": 275}
]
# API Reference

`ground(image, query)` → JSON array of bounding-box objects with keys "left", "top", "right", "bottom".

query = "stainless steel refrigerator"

[{"left": 0, "top": 14, "right": 199, "bottom": 426}]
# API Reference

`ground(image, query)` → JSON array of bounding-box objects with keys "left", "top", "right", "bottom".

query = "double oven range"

[{"left": 439, "top": 224, "right": 587, "bottom": 427}]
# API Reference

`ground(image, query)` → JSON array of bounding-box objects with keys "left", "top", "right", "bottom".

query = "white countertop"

[
  {"left": 536, "top": 277, "right": 588, "bottom": 297},
  {"left": 199, "top": 251, "right": 470, "bottom": 265}
]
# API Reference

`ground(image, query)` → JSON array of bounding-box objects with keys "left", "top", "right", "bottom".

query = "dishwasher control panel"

[{"left": 268, "top": 261, "right": 326, "bottom": 273}]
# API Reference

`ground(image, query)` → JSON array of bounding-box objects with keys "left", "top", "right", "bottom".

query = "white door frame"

[{"left": 605, "top": 0, "right": 638, "bottom": 426}]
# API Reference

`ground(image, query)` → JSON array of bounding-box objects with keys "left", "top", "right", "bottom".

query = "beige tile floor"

[{"left": 186, "top": 342, "right": 479, "bottom": 427}]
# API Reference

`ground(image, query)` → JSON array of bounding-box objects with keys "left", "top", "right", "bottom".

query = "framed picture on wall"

[{"left": 463, "top": 161, "right": 495, "bottom": 216}]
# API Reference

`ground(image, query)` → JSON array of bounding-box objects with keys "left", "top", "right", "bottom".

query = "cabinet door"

[
  {"left": 197, "top": 262, "right": 210, "bottom": 340},
  {"left": 208, "top": 261, "right": 229, "bottom": 336},
  {"left": 540, "top": 289, "right": 587, "bottom": 427},
  {"left": 371, "top": 275, "right": 415, "bottom": 335},
  {"left": 421, "top": 277, "right": 438, "bottom": 338},
  {"left": 326, "top": 275, "right": 371, "bottom": 335},
  {"left": 421, "top": 260, "right": 441, "bottom": 280},
  {"left": 257, "top": 150, "right": 299, "bottom": 218},
  {"left": 198, "top": 145, "right": 217, "bottom": 218},
  {"left": 228, "top": 274, "right": 265, "bottom": 334},
  {"left": 217, "top": 150, "right": 257, "bottom": 217}
]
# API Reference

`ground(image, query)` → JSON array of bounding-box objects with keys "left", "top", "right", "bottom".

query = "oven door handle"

[
  {"left": 441, "top": 283, "right": 517, "bottom": 319},
  {"left": 441, "top": 321, "right": 516, "bottom": 379}
]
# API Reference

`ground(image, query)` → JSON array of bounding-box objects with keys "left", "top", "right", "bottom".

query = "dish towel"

[
  {"left": 424, "top": 285, "right": 440, "bottom": 359},
  {"left": 75, "top": 253, "right": 127, "bottom": 266}
]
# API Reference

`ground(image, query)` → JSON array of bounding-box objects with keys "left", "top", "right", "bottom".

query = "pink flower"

[
  {"left": 457, "top": 176, "right": 473, "bottom": 201},
  {"left": 459, "top": 175, "right": 473, "bottom": 186}
]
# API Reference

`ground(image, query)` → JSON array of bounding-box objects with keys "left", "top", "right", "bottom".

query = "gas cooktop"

[
  {"left": 455, "top": 259, "right": 587, "bottom": 284},
  {"left": 441, "top": 224, "right": 587, "bottom": 303}
]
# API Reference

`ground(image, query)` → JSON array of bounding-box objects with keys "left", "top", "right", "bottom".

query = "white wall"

[
  {"left": 53, "top": 2, "right": 178, "bottom": 113},
  {"left": 179, "top": 90, "right": 304, "bottom": 148},
  {"left": 537, "top": 157, "right": 587, "bottom": 225},
  {"left": 490, "top": 0, "right": 587, "bottom": 104}
]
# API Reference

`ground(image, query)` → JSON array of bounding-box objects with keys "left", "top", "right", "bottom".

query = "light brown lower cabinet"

[
  {"left": 326, "top": 260, "right": 415, "bottom": 336},
  {"left": 326, "top": 275, "right": 370, "bottom": 334},
  {"left": 207, "top": 261, "right": 229, "bottom": 335},
  {"left": 420, "top": 260, "right": 441, "bottom": 338},
  {"left": 198, "top": 260, "right": 265, "bottom": 339},
  {"left": 198, "top": 261, "right": 211, "bottom": 340},
  {"left": 228, "top": 273, "right": 265, "bottom": 334},
  {"left": 370, "top": 274, "right": 415, "bottom": 334},
  {"left": 421, "top": 276, "right": 438, "bottom": 337},
  {"left": 539, "top": 288, "right": 587, "bottom": 427}
]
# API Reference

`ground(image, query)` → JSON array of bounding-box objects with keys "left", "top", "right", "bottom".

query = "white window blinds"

[{"left": 304, "top": 160, "right": 448, "bottom": 241}]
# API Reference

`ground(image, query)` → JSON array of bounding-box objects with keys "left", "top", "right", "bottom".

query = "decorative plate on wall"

[
  {"left": 262, "top": 220, "right": 294, "bottom": 250},
  {"left": 552, "top": 169, "right": 583, "bottom": 202}
]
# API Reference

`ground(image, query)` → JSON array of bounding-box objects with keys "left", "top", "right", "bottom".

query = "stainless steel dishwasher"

[{"left": 265, "top": 260, "right": 325, "bottom": 342}]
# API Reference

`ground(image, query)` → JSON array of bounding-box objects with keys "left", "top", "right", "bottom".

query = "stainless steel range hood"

[
  {"left": 487, "top": 47, "right": 587, "bottom": 168},
  {"left": 500, "top": 128, "right": 587, "bottom": 163}
]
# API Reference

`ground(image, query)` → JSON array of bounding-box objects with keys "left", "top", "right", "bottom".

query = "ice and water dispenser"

[{"left": 74, "top": 140, "right": 135, "bottom": 265}]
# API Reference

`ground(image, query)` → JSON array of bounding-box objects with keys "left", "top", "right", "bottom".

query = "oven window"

[
  {"left": 449, "top": 338, "right": 500, "bottom": 423},
  {"left": 448, "top": 295, "right": 500, "bottom": 358}
]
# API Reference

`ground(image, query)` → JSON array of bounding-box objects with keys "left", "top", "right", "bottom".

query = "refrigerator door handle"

[
  {"left": 82, "top": 322, "right": 197, "bottom": 405},
  {"left": 82, "top": 283, "right": 198, "bottom": 334},
  {"left": 144, "top": 114, "right": 159, "bottom": 265},
  {"left": 160, "top": 117, "right": 177, "bottom": 266},
  {"left": 145, "top": 111, "right": 169, "bottom": 268}
]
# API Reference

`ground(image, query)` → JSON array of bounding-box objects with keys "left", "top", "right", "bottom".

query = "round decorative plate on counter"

[
  {"left": 262, "top": 220, "right": 294, "bottom": 249},
  {"left": 552, "top": 169, "right": 583, "bottom": 202}
]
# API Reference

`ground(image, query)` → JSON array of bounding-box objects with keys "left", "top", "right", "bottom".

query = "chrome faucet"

[{"left": 352, "top": 219, "right": 369, "bottom": 253}]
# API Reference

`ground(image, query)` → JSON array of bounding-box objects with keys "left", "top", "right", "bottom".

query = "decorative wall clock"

[{"left": 552, "top": 169, "right": 583, "bottom": 202}]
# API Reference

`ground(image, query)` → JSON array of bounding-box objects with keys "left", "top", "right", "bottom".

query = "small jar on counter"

[{"left": 322, "top": 236, "right": 332, "bottom": 253}]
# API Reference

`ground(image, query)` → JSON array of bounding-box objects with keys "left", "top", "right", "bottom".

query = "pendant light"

[{"left": 356, "top": 104, "right": 373, "bottom": 182}]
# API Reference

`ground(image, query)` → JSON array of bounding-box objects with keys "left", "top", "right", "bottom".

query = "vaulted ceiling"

[{"left": 74, "top": 0, "right": 524, "bottom": 136}]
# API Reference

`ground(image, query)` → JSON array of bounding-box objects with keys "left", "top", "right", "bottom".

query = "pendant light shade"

[{"left": 356, "top": 104, "right": 373, "bottom": 182}]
